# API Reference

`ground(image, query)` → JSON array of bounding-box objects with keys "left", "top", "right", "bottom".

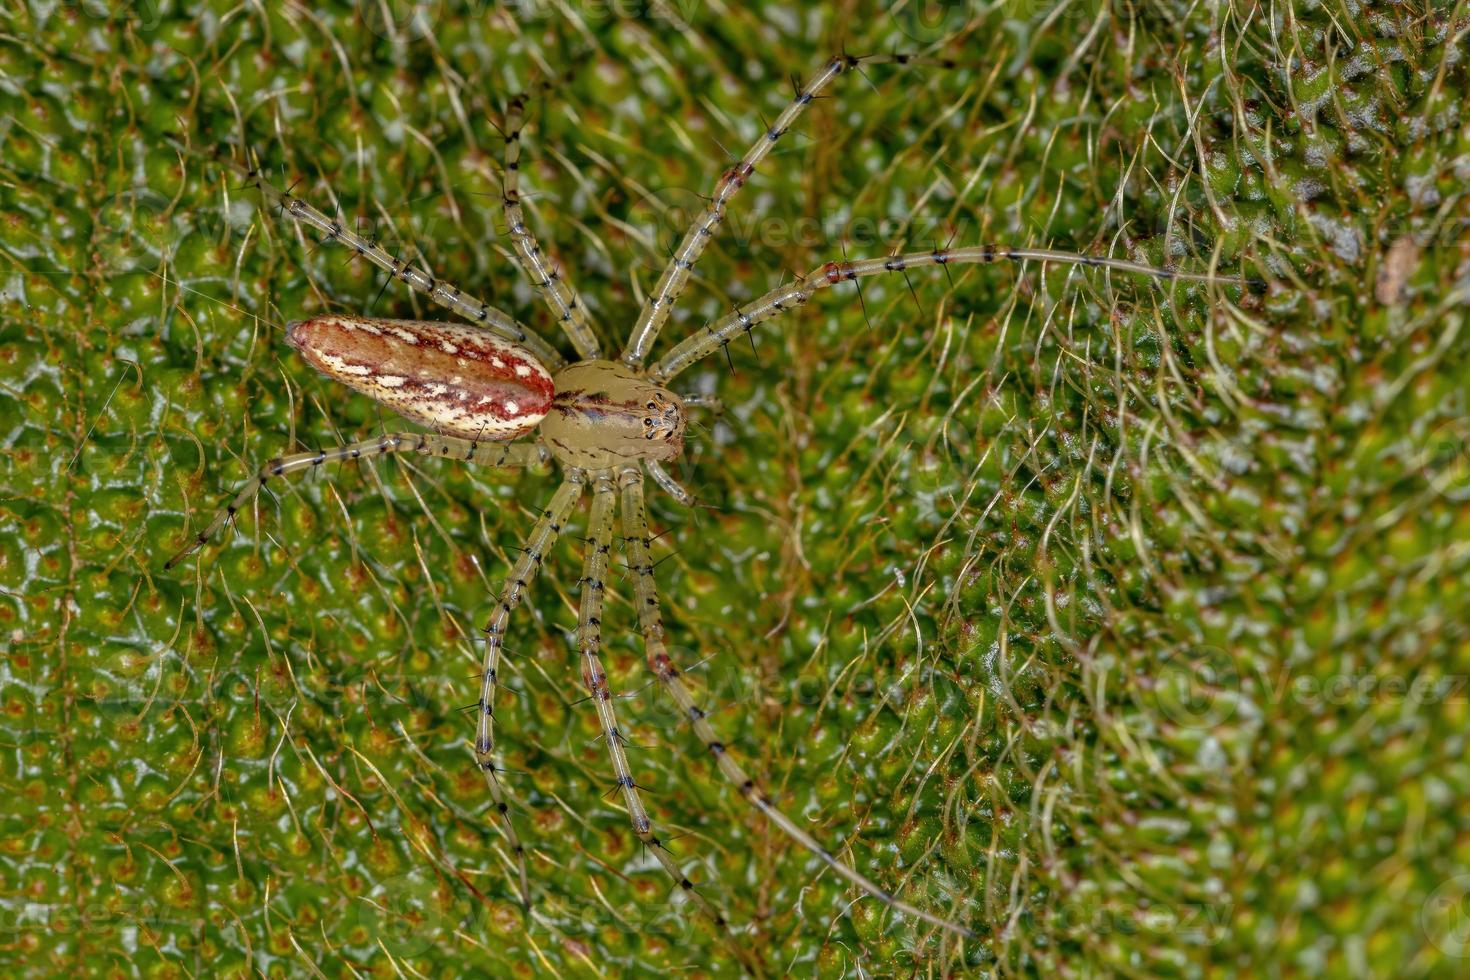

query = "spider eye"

[
  {"left": 644, "top": 432, "right": 654, "bottom": 440},
  {"left": 643, "top": 418, "right": 652, "bottom": 427},
  {"left": 646, "top": 400, "right": 657, "bottom": 410}
]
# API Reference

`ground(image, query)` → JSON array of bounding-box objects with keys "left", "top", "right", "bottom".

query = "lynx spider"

[{"left": 166, "top": 52, "right": 1253, "bottom": 960}]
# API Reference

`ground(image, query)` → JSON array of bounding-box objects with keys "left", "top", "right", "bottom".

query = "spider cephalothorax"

[
  {"left": 542, "top": 359, "right": 686, "bottom": 468},
  {"left": 168, "top": 51, "right": 1258, "bottom": 966}
]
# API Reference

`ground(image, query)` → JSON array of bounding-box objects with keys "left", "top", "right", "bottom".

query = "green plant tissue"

[{"left": 2, "top": 1, "right": 1468, "bottom": 977}]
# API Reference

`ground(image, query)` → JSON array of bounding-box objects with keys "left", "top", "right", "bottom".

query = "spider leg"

[
  {"left": 217, "top": 152, "right": 567, "bottom": 371},
  {"left": 679, "top": 393, "right": 724, "bottom": 415},
  {"left": 651, "top": 245, "right": 1262, "bottom": 382},
  {"left": 502, "top": 91, "right": 602, "bottom": 361},
  {"left": 163, "top": 435, "right": 545, "bottom": 569},
  {"left": 476, "top": 475, "right": 585, "bottom": 909},
  {"left": 576, "top": 473, "right": 755, "bottom": 970},
  {"left": 620, "top": 53, "right": 956, "bottom": 367},
  {"left": 645, "top": 459, "right": 694, "bottom": 507},
  {"left": 617, "top": 468, "right": 975, "bottom": 940}
]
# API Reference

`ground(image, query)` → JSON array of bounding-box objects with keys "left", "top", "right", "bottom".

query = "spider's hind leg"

[
  {"left": 213, "top": 151, "right": 568, "bottom": 371},
  {"left": 164, "top": 435, "right": 544, "bottom": 569},
  {"left": 475, "top": 475, "right": 586, "bottom": 908},
  {"left": 574, "top": 473, "right": 759, "bottom": 973},
  {"left": 619, "top": 468, "right": 975, "bottom": 940}
]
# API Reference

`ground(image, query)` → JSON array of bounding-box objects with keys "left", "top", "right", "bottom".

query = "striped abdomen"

[{"left": 286, "top": 316, "right": 553, "bottom": 440}]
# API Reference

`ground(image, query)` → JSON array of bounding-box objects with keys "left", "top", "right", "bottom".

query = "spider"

[{"left": 164, "top": 52, "right": 1253, "bottom": 962}]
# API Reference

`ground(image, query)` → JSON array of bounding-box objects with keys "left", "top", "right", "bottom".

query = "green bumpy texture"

[{"left": 2, "top": 0, "right": 1468, "bottom": 976}]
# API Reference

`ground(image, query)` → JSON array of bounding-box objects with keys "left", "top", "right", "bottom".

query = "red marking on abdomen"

[{"left": 287, "top": 316, "right": 553, "bottom": 440}]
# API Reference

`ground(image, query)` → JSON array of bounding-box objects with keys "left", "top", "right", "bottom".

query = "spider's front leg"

[
  {"left": 619, "top": 468, "right": 975, "bottom": 940},
  {"left": 651, "top": 246, "right": 1262, "bottom": 382},
  {"left": 501, "top": 89, "right": 602, "bottom": 361},
  {"left": 475, "top": 475, "right": 585, "bottom": 908},
  {"left": 164, "top": 434, "right": 545, "bottom": 569},
  {"left": 574, "top": 473, "right": 756, "bottom": 971},
  {"left": 620, "top": 52, "right": 959, "bottom": 366}
]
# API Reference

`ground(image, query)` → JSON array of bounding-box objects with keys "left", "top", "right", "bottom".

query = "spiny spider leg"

[
  {"left": 476, "top": 475, "right": 585, "bottom": 908},
  {"left": 576, "top": 474, "right": 754, "bottom": 970},
  {"left": 621, "top": 52, "right": 955, "bottom": 367},
  {"left": 163, "top": 434, "right": 545, "bottom": 569},
  {"left": 652, "top": 245, "right": 1259, "bottom": 382},
  {"left": 617, "top": 468, "right": 975, "bottom": 939},
  {"left": 502, "top": 91, "right": 602, "bottom": 361},
  {"left": 217, "top": 153, "right": 568, "bottom": 371}
]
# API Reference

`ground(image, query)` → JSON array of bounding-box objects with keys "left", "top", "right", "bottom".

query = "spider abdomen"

[{"left": 286, "top": 315, "right": 553, "bottom": 440}]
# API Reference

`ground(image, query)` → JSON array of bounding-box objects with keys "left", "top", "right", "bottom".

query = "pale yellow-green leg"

[
  {"left": 222, "top": 155, "right": 568, "bottom": 371},
  {"left": 575, "top": 473, "right": 757, "bottom": 973},
  {"left": 165, "top": 434, "right": 544, "bottom": 569},
  {"left": 618, "top": 467, "right": 975, "bottom": 940},
  {"left": 652, "top": 245, "right": 1260, "bottom": 382},
  {"left": 621, "top": 53, "right": 959, "bottom": 366},
  {"left": 644, "top": 458, "right": 694, "bottom": 507},
  {"left": 474, "top": 475, "right": 584, "bottom": 908},
  {"left": 502, "top": 92, "right": 602, "bottom": 361}
]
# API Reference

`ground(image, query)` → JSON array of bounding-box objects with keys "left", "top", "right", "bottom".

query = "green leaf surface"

[{"left": 3, "top": 1, "right": 1468, "bottom": 976}]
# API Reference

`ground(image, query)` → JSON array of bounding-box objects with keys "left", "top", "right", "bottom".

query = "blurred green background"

[{"left": 3, "top": 0, "right": 1469, "bottom": 976}]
